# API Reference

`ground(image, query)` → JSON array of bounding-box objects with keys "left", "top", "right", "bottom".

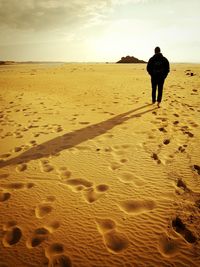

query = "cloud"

[
  {"left": 0, "top": 0, "right": 149, "bottom": 31},
  {"left": 0, "top": 0, "right": 116, "bottom": 30}
]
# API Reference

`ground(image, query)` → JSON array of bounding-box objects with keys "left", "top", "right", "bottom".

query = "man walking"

[{"left": 147, "top": 47, "right": 170, "bottom": 108}]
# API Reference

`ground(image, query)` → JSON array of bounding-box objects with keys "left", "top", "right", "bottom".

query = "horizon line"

[{"left": 1, "top": 60, "right": 200, "bottom": 64}]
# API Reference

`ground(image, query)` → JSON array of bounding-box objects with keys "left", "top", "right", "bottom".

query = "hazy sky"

[{"left": 0, "top": 0, "right": 200, "bottom": 62}]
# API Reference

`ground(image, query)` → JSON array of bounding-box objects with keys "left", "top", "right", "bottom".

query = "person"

[{"left": 147, "top": 47, "right": 170, "bottom": 108}]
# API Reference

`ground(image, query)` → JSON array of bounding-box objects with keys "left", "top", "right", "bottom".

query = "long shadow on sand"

[{"left": 0, "top": 104, "right": 157, "bottom": 168}]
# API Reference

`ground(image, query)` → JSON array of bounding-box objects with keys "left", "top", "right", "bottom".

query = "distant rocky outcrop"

[
  {"left": 117, "top": 56, "right": 146, "bottom": 64},
  {"left": 0, "top": 61, "right": 15, "bottom": 65}
]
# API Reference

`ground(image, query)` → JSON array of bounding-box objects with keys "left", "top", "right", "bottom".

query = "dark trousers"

[{"left": 151, "top": 76, "right": 165, "bottom": 103}]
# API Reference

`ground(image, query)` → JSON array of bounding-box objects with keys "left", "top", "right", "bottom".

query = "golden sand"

[{"left": 0, "top": 63, "right": 200, "bottom": 267}]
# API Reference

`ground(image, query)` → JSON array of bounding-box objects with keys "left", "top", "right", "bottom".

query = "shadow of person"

[{"left": 0, "top": 104, "right": 156, "bottom": 168}]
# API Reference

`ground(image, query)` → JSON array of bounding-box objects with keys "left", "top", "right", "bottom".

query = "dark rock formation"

[
  {"left": 0, "top": 61, "right": 15, "bottom": 65},
  {"left": 117, "top": 56, "right": 146, "bottom": 64}
]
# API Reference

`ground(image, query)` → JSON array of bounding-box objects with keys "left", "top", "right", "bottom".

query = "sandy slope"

[{"left": 0, "top": 63, "right": 200, "bottom": 267}]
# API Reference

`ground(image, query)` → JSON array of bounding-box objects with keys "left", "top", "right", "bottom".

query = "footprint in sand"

[
  {"left": 45, "top": 243, "right": 65, "bottom": 258},
  {"left": 118, "top": 172, "right": 145, "bottom": 186},
  {"left": 110, "top": 161, "right": 122, "bottom": 171},
  {"left": 118, "top": 199, "right": 156, "bottom": 215},
  {"left": 45, "top": 243, "right": 72, "bottom": 267},
  {"left": 193, "top": 165, "right": 200, "bottom": 175},
  {"left": 189, "top": 121, "right": 199, "bottom": 128},
  {"left": 35, "top": 197, "right": 55, "bottom": 219},
  {"left": 16, "top": 163, "right": 27, "bottom": 172},
  {"left": 82, "top": 184, "right": 109, "bottom": 203},
  {"left": 163, "top": 139, "right": 170, "bottom": 145},
  {"left": 26, "top": 221, "right": 60, "bottom": 249},
  {"left": 26, "top": 182, "right": 35, "bottom": 189},
  {"left": 33, "top": 133, "right": 40, "bottom": 138},
  {"left": 158, "top": 234, "right": 179, "bottom": 258},
  {"left": 173, "top": 113, "right": 179, "bottom": 118},
  {"left": 26, "top": 227, "right": 49, "bottom": 248},
  {"left": 102, "top": 230, "right": 129, "bottom": 253},
  {"left": 4, "top": 132, "right": 13, "bottom": 138},
  {"left": 42, "top": 164, "right": 54, "bottom": 172},
  {"left": 0, "top": 153, "right": 11, "bottom": 159},
  {"left": 0, "top": 191, "right": 11, "bottom": 202},
  {"left": 176, "top": 178, "right": 190, "bottom": 193},
  {"left": 95, "top": 218, "right": 129, "bottom": 253},
  {"left": 57, "top": 167, "right": 72, "bottom": 179},
  {"left": 96, "top": 184, "right": 109, "bottom": 193},
  {"left": 62, "top": 177, "right": 109, "bottom": 203},
  {"left": 151, "top": 153, "right": 161, "bottom": 164},
  {"left": 177, "top": 146, "right": 186, "bottom": 153},
  {"left": 2, "top": 182, "right": 24, "bottom": 190},
  {"left": 55, "top": 125, "right": 63, "bottom": 133},
  {"left": 45, "top": 220, "right": 60, "bottom": 233},
  {"left": 13, "top": 146, "right": 22, "bottom": 153},
  {"left": 184, "top": 131, "right": 194, "bottom": 138},
  {"left": 2, "top": 222, "right": 22, "bottom": 247},
  {"left": 172, "top": 217, "right": 196, "bottom": 244},
  {"left": 63, "top": 178, "right": 93, "bottom": 192},
  {"left": 40, "top": 159, "right": 54, "bottom": 172},
  {"left": 0, "top": 182, "right": 34, "bottom": 191},
  {"left": 180, "top": 127, "right": 194, "bottom": 138},
  {"left": 15, "top": 133, "right": 23, "bottom": 139},
  {"left": 95, "top": 218, "right": 117, "bottom": 233},
  {"left": 120, "top": 158, "right": 128, "bottom": 164}
]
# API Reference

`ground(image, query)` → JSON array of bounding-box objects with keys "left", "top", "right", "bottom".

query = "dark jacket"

[{"left": 147, "top": 53, "right": 170, "bottom": 79}]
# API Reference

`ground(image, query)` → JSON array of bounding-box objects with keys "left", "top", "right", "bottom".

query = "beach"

[{"left": 0, "top": 63, "right": 200, "bottom": 267}]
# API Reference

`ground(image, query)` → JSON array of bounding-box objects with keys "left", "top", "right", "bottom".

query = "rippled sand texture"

[{"left": 0, "top": 63, "right": 200, "bottom": 267}]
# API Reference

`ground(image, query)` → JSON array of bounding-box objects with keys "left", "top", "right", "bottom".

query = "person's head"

[{"left": 155, "top": 47, "right": 161, "bottom": 54}]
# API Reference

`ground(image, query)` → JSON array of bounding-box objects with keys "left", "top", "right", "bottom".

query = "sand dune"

[{"left": 0, "top": 63, "right": 200, "bottom": 266}]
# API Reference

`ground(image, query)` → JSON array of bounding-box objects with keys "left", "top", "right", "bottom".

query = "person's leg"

[
  {"left": 157, "top": 78, "right": 165, "bottom": 106},
  {"left": 151, "top": 77, "right": 157, "bottom": 104}
]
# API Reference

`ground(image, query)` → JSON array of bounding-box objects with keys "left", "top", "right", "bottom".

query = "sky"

[{"left": 0, "top": 0, "right": 200, "bottom": 62}]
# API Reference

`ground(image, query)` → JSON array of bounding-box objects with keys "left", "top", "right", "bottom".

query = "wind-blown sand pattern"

[{"left": 0, "top": 63, "right": 200, "bottom": 266}]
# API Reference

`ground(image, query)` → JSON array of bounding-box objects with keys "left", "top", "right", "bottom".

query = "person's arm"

[
  {"left": 146, "top": 58, "right": 152, "bottom": 75},
  {"left": 166, "top": 58, "right": 170, "bottom": 74},
  {"left": 164, "top": 58, "right": 170, "bottom": 78},
  {"left": 163, "top": 57, "right": 170, "bottom": 79}
]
